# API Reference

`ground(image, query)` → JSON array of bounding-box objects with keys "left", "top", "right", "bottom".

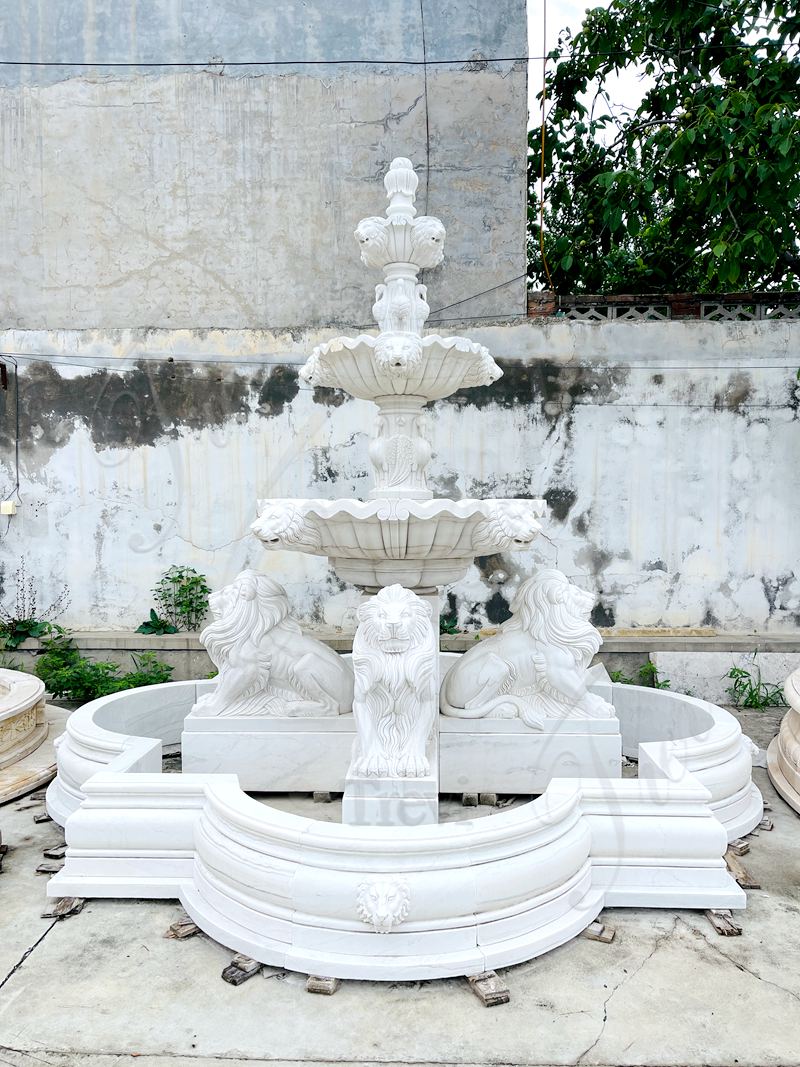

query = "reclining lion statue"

[
  {"left": 349, "top": 584, "right": 437, "bottom": 778},
  {"left": 193, "top": 570, "right": 353, "bottom": 718},
  {"left": 440, "top": 568, "right": 615, "bottom": 730}
]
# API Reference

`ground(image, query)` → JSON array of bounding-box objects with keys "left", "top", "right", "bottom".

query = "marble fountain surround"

[{"left": 46, "top": 159, "right": 763, "bottom": 980}]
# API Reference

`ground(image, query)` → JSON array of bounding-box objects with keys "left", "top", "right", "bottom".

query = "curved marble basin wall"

[
  {"left": 0, "top": 668, "right": 47, "bottom": 770},
  {"left": 767, "top": 667, "right": 800, "bottom": 814},
  {"left": 46, "top": 677, "right": 760, "bottom": 979}
]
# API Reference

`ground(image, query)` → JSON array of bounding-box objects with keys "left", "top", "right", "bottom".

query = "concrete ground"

[{"left": 1, "top": 706, "right": 798, "bottom": 1067}]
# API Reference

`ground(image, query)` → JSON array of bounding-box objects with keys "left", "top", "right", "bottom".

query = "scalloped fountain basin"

[
  {"left": 252, "top": 497, "right": 547, "bottom": 589},
  {"left": 300, "top": 334, "right": 501, "bottom": 401},
  {"left": 47, "top": 678, "right": 761, "bottom": 980}
]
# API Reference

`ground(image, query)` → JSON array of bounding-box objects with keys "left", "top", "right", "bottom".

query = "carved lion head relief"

[{"left": 356, "top": 879, "right": 411, "bottom": 933}]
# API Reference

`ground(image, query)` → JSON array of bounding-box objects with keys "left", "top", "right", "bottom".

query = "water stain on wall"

[{"left": 3, "top": 361, "right": 302, "bottom": 454}]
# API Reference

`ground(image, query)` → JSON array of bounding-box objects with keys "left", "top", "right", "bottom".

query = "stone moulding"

[
  {"left": 767, "top": 667, "right": 800, "bottom": 814},
  {"left": 251, "top": 497, "right": 547, "bottom": 590},
  {"left": 46, "top": 679, "right": 761, "bottom": 980}
]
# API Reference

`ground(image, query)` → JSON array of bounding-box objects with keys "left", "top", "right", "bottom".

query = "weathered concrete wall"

[
  {"left": 0, "top": 0, "right": 527, "bottom": 328},
  {"left": 1, "top": 320, "right": 798, "bottom": 635}
]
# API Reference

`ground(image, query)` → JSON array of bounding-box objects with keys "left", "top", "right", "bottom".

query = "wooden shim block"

[
  {"left": 33, "top": 812, "right": 52, "bottom": 824},
  {"left": 583, "top": 920, "right": 615, "bottom": 943},
  {"left": 43, "top": 843, "right": 67, "bottom": 860},
  {"left": 478, "top": 793, "right": 498, "bottom": 807},
  {"left": 725, "top": 848, "right": 761, "bottom": 890},
  {"left": 35, "top": 861, "right": 63, "bottom": 875},
  {"left": 705, "top": 909, "right": 742, "bottom": 936},
  {"left": 462, "top": 793, "right": 479, "bottom": 807},
  {"left": 29, "top": 790, "right": 48, "bottom": 801},
  {"left": 306, "top": 975, "right": 341, "bottom": 995},
  {"left": 41, "top": 897, "right": 85, "bottom": 920},
  {"left": 728, "top": 838, "right": 750, "bottom": 856},
  {"left": 222, "top": 955, "right": 261, "bottom": 985},
  {"left": 759, "top": 816, "right": 774, "bottom": 831},
  {"left": 467, "top": 971, "right": 510, "bottom": 1007},
  {"left": 313, "top": 792, "right": 332, "bottom": 804},
  {"left": 164, "top": 916, "right": 200, "bottom": 940}
]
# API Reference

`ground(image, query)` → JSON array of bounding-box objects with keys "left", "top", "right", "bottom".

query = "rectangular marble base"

[
  {"left": 181, "top": 713, "right": 354, "bottom": 792},
  {"left": 182, "top": 710, "right": 621, "bottom": 796}
]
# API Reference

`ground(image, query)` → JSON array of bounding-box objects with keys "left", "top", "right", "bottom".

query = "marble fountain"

[{"left": 46, "top": 159, "right": 763, "bottom": 981}]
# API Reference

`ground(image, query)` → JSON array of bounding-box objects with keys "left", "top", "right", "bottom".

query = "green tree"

[{"left": 529, "top": 1, "right": 800, "bottom": 293}]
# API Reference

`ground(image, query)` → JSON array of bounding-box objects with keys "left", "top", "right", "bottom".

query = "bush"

[
  {"left": 138, "top": 566, "right": 211, "bottom": 633},
  {"left": 36, "top": 632, "right": 173, "bottom": 702}
]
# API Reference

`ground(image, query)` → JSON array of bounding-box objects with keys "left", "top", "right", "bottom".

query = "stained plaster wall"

[
  {"left": 1, "top": 320, "right": 798, "bottom": 635},
  {"left": 0, "top": 0, "right": 528, "bottom": 328}
]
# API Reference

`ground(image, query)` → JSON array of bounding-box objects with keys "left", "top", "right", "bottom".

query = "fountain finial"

[{"left": 384, "top": 157, "right": 418, "bottom": 221}]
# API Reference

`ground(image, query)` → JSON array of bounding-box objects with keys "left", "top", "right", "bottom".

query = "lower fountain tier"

[{"left": 252, "top": 497, "right": 547, "bottom": 589}]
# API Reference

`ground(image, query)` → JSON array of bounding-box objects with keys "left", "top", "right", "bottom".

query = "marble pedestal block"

[
  {"left": 439, "top": 718, "right": 621, "bottom": 794},
  {"left": 181, "top": 711, "right": 354, "bottom": 792},
  {"left": 342, "top": 736, "right": 439, "bottom": 826}
]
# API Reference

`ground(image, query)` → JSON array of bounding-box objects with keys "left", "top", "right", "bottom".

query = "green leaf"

[
  {"left": 560, "top": 254, "right": 574, "bottom": 271},
  {"left": 712, "top": 241, "right": 728, "bottom": 258}
]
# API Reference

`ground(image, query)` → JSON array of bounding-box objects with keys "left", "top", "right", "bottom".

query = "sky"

[{"left": 526, "top": 0, "right": 650, "bottom": 127}]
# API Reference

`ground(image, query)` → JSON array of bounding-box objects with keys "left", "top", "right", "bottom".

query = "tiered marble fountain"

[{"left": 47, "top": 160, "right": 763, "bottom": 980}]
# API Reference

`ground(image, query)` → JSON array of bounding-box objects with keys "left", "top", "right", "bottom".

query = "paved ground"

[{"left": 1, "top": 706, "right": 798, "bottom": 1067}]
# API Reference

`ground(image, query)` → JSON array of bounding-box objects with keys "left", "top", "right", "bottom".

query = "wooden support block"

[
  {"left": 35, "top": 861, "right": 63, "bottom": 875},
  {"left": 313, "top": 792, "right": 333, "bottom": 804},
  {"left": 728, "top": 838, "right": 750, "bottom": 856},
  {"left": 583, "top": 920, "right": 616, "bottom": 943},
  {"left": 43, "top": 843, "right": 67, "bottom": 860},
  {"left": 306, "top": 975, "right": 341, "bottom": 995},
  {"left": 758, "top": 816, "right": 774, "bottom": 831},
  {"left": 33, "top": 812, "right": 52, "bottom": 824},
  {"left": 222, "top": 954, "right": 262, "bottom": 985},
  {"left": 462, "top": 793, "right": 479, "bottom": 807},
  {"left": 705, "top": 909, "right": 742, "bottom": 936},
  {"left": 41, "top": 897, "right": 85, "bottom": 920},
  {"left": 467, "top": 971, "right": 510, "bottom": 1006},
  {"left": 164, "top": 916, "right": 200, "bottom": 940},
  {"left": 725, "top": 848, "right": 761, "bottom": 890},
  {"left": 478, "top": 793, "right": 497, "bottom": 807}
]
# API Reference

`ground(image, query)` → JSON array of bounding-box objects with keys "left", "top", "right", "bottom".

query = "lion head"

[
  {"left": 354, "top": 216, "right": 390, "bottom": 267},
  {"left": 356, "top": 879, "right": 411, "bottom": 933},
  {"left": 410, "top": 215, "right": 446, "bottom": 268},
  {"left": 201, "top": 570, "right": 296, "bottom": 665},
  {"left": 251, "top": 502, "right": 322, "bottom": 551},
  {"left": 472, "top": 500, "right": 544, "bottom": 553},
  {"left": 356, "top": 584, "right": 431, "bottom": 655},
  {"left": 508, "top": 569, "right": 602, "bottom": 667}
]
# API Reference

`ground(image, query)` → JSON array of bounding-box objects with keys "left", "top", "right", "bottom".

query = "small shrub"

[
  {"left": 439, "top": 612, "right": 460, "bottom": 636},
  {"left": 726, "top": 664, "right": 786, "bottom": 709},
  {"left": 149, "top": 566, "right": 211, "bottom": 631},
  {"left": 610, "top": 662, "right": 670, "bottom": 689},
  {"left": 136, "top": 609, "right": 179, "bottom": 636},
  {"left": 36, "top": 632, "right": 173, "bottom": 703}
]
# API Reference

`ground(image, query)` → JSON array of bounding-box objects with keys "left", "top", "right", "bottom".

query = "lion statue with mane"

[
  {"left": 349, "top": 584, "right": 436, "bottom": 778},
  {"left": 192, "top": 570, "right": 353, "bottom": 718},
  {"left": 440, "top": 568, "right": 615, "bottom": 730}
]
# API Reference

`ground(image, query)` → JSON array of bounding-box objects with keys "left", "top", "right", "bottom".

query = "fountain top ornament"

[
  {"left": 300, "top": 157, "right": 501, "bottom": 399},
  {"left": 255, "top": 158, "right": 546, "bottom": 590}
]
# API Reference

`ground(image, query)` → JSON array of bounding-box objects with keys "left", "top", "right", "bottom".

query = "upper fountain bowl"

[{"left": 300, "top": 333, "right": 502, "bottom": 402}]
